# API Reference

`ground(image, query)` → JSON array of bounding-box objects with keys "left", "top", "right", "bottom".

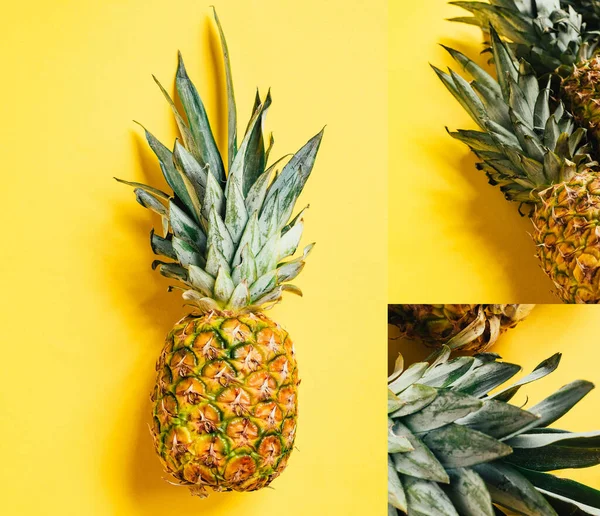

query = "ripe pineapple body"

[
  {"left": 533, "top": 171, "right": 600, "bottom": 303},
  {"left": 562, "top": 56, "right": 600, "bottom": 151},
  {"left": 151, "top": 311, "right": 298, "bottom": 497}
]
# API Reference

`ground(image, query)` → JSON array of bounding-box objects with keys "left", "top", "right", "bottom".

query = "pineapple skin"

[
  {"left": 151, "top": 311, "right": 298, "bottom": 497},
  {"left": 533, "top": 173, "right": 600, "bottom": 303},
  {"left": 390, "top": 304, "right": 533, "bottom": 352},
  {"left": 562, "top": 56, "right": 600, "bottom": 151}
]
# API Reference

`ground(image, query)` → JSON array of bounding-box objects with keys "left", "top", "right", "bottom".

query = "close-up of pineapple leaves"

[
  {"left": 433, "top": 2, "right": 600, "bottom": 303},
  {"left": 388, "top": 347, "right": 600, "bottom": 515},
  {"left": 116, "top": 9, "right": 323, "bottom": 498}
]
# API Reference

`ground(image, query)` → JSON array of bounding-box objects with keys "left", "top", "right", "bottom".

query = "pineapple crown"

[
  {"left": 563, "top": 0, "right": 600, "bottom": 30},
  {"left": 388, "top": 346, "right": 600, "bottom": 515},
  {"left": 450, "top": 0, "right": 600, "bottom": 74},
  {"left": 433, "top": 26, "right": 595, "bottom": 213},
  {"left": 117, "top": 9, "right": 323, "bottom": 313}
]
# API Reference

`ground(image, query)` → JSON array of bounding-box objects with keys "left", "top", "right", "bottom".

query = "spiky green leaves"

[
  {"left": 116, "top": 11, "right": 323, "bottom": 312},
  {"left": 387, "top": 348, "right": 600, "bottom": 515},
  {"left": 450, "top": 0, "right": 598, "bottom": 74},
  {"left": 434, "top": 27, "right": 594, "bottom": 210}
]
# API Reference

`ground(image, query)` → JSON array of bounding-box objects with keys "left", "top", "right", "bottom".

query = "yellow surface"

[
  {"left": 389, "top": 304, "right": 600, "bottom": 490},
  {"left": 388, "top": 0, "right": 558, "bottom": 303},
  {"left": 0, "top": 1, "right": 387, "bottom": 514}
]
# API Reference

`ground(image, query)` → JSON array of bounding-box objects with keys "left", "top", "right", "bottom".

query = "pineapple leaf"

[
  {"left": 207, "top": 207, "right": 234, "bottom": 262},
  {"left": 421, "top": 357, "right": 475, "bottom": 389},
  {"left": 173, "top": 141, "right": 207, "bottom": 196},
  {"left": 213, "top": 266, "right": 234, "bottom": 303},
  {"left": 389, "top": 362, "right": 429, "bottom": 394},
  {"left": 388, "top": 456, "right": 408, "bottom": 512},
  {"left": 224, "top": 178, "right": 249, "bottom": 244},
  {"left": 527, "top": 380, "right": 594, "bottom": 428},
  {"left": 403, "top": 391, "right": 482, "bottom": 434},
  {"left": 169, "top": 201, "right": 206, "bottom": 252},
  {"left": 150, "top": 230, "right": 176, "bottom": 260},
  {"left": 264, "top": 128, "right": 324, "bottom": 228},
  {"left": 114, "top": 177, "right": 170, "bottom": 200},
  {"left": 391, "top": 421, "right": 450, "bottom": 483},
  {"left": 188, "top": 265, "right": 215, "bottom": 297},
  {"left": 227, "top": 281, "right": 250, "bottom": 310},
  {"left": 389, "top": 384, "right": 438, "bottom": 418},
  {"left": 445, "top": 467, "right": 495, "bottom": 516},
  {"left": 473, "top": 462, "right": 558, "bottom": 516},
  {"left": 452, "top": 360, "right": 521, "bottom": 398},
  {"left": 514, "top": 466, "right": 600, "bottom": 513},
  {"left": 176, "top": 52, "right": 225, "bottom": 183},
  {"left": 402, "top": 475, "right": 459, "bottom": 516},
  {"left": 212, "top": 7, "right": 237, "bottom": 169},
  {"left": 135, "top": 188, "right": 168, "bottom": 217}
]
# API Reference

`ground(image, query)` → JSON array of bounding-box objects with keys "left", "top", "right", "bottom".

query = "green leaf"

[
  {"left": 388, "top": 423, "right": 414, "bottom": 453},
  {"left": 152, "top": 75, "right": 197, "bottom": 158},
  {"left": 150, "top": 230, "right": 176, "bottom": 260},
  {"left": 134, "top": 188, "right": 168, "bottom": 217},
  {"left": 388, "top": 362, "right": 428, "bottom": 395},
  {"left": 212, "top": 7, "right": 237, "bottom": 169},
  {"left": 492, "top": 353, "right": 562, "bottom": 403},
  {"left": 175, "top": 52, "right": 225, "bottom": 183},
  {"left": 278, "top": 218, "right": 303, "bottom": 261},
  {"left": 421, "top": 357, "right": 475, "bottom": 388},
  {"left": 391, "top": 421, "right": 449, "bottom": 483},
  {"left": 455, "top": 399, "right": 540, "bottom": 439},
  {"left": 403, "top": 390, "right": 482, "bottom": 434},
  {"left": 202, "top": 170, "right": 225, "bottom": 227},
  {"left": 442, "top": 45, "right": 501, "bottom": 98},
  {"left": 452, "top": 361, "right": 521, "bottom": 398},
  {"left": 169, "top": 201, "right": 206, "bottom": 251},
  {"left": 264, "top": 128, "right": 324, "bottom": 228},
  {"left": 154, "top": 262, "right": 188, "bottom": 283},
  {"left": 389, "top": 384, "right": 438, "bottom": 418},
  {"left": 245, "top": 167, "right": 273, "bottom": 216},
  {"left": 388, "top": 456, "right": 407, "bottom": 512},
  {"left": 249, "top": 271, "right": 277, "bottom": 302},
  {"left": 227, "top": 281, "right": 250, "bottom": 310},
  {"left": 224, "top": 178, "right": 249, "bottom": 244},
  {"left": 213, "top": 266, "right": 234, "bottom": 304},
  {"left": 114, "top": 177, "right": 169, "bottom": 200},
  {"left": 232, "top": 212, "right": 260, "bottom": 267},
  {"left": 188, "top": 265, "right": 215, "bottom": 297},
  {"left": 207, "top": 207, "right": 234, "bottom": 263},
  {"left": 173, "top": 141, "right": 207, "bottom": 196},
  {"left": 527, "top": 380, "right": 595, "bottom": 429},
  {"left": 172, "top": 237, "right": 203, "bottom": 268},
  {"left": 507, "top": 431, "right": 600, "bottom": 471},
  {"left": 474, "top": 462, "right": 557, "bottom": 516},
  {"left": 402, "top": 476, "right": 459, "bottom": 516},
  {"left": 232, "top": 245, "right": 257, "bottom": 286},
  {"left": 205, "top": 244, "right": 231, "bottom": 277},
  {"left": 138, "top": 124, "right": 198, "bottom": 217},
  {"left": 423, "top": 424, "right": 512, "bottom": 468},
  {"left": 515, "top": 466, "right": 600, "bottom": 513},
  {"left": 445, "top": 467, "right": 494, "bottom": 516},
  {"left": 277, "top": 243, "right": 314, "bottom": 283}
]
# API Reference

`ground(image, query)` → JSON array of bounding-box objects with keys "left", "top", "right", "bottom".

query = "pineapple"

[
  {"left": 117, "top": 10, "right": 323, "bottom": 497},
  {"left": 433, "top": 26, "right": 600, "bottom": 303},
  {"left": 389, "top": 304, "right": 534, "bottom": 352},
  {"left": 388, "top": 346, "right": 600, "bottom": 515}
]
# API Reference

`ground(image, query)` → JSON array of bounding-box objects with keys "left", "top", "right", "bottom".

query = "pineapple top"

[
  {"left": 388, "top": 346, "right": 600, "bottom": 515},
  {"left": 117, "top": 10, "right": 323, "bottom": 313},
  {"left": 451, "top": 0, "right": 599, "bottom": 74},
  {"left": 434, "top": 27, "right": 595, "bottom": 212}
]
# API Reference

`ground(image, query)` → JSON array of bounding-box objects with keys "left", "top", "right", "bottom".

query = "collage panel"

[{"left": 388, "top": 305, "right": 600, "bottom": 515}]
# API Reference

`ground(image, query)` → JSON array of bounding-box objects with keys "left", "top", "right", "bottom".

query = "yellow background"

[
  {"left": 389, "top": 304, "right": 600, "bottom": 490},
  {"left": 0, "top": 1, "right": 387, "bottom": 514},
  {"left": 388, "top": 0, "right": 558, "bottom": 302}
]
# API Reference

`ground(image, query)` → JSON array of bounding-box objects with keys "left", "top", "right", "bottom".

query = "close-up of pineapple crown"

[
  {"left": 116, "top": 9, "right": 323, "bottom": 314},
  {"left": 388, "top": 346, "right": 600, "bottom": 515}
]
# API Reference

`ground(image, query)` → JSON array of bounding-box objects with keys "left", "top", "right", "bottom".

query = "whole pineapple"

[
  {"left": 388, "top": 347, "right": 600, "bottom": 515},
  {"left": 389, "top": 304, "right": 534, "bottom": 352},
  {"left": 434, "top": 26, "right": 600, "bottom": 302},
  {"left": 117, "top": 10, "right": 323, "bottom": 497}
]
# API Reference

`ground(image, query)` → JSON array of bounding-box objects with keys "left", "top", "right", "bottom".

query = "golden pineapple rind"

[
  {"left": 533, "top": 172, "right": 600, "bottom": 303},
  {"left": 151, "top": 311, "right": 298, "bottom": 496}
]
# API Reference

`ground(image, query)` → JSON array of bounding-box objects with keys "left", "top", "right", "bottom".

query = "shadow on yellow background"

[{"left": 388, "top": 0, "right": 558, "bottom": 302}]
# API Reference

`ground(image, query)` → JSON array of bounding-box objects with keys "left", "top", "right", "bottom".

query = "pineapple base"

[
  {"left": 532, "top": 172, "right": 600, "bottom": 303},
  {"left": 151, "top": 310, "right": 299, "bottom": 497}
]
